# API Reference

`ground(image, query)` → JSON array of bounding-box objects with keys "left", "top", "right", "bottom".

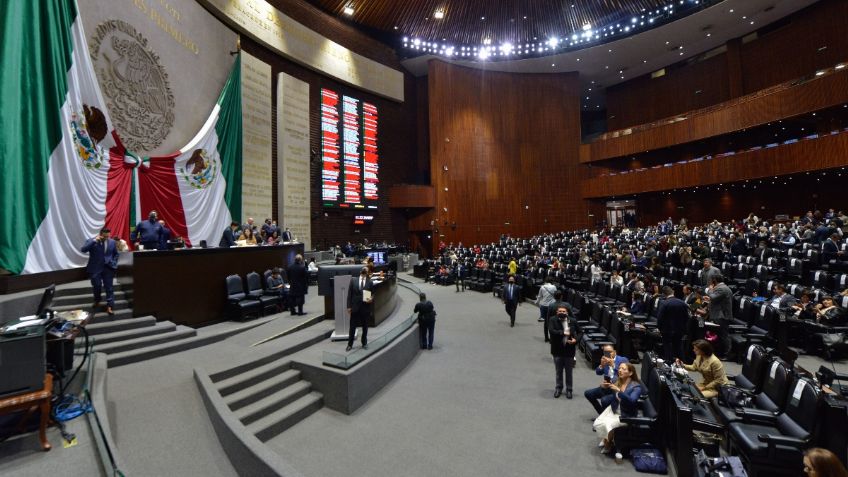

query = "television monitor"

[
  {"left": 320, "top": 88, "right": 379, "bottom": 210},
  {"left": 366, "top": 251, "right": 386, "bottom": 265}
]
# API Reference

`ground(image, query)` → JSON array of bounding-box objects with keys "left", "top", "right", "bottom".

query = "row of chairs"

[
  {"left": 616, "top": 348, "right": 848, "bottom": 477},
  {"left": 224, "top": 270, "right": 287, "bottom": 321}
]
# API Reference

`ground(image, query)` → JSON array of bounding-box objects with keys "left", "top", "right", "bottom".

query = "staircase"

[
  {"left": 209, "top": 360, "right": 323, "bottom": 442},
  {"left": 53, "top": 283, "right": 198, "bottom": 367}
]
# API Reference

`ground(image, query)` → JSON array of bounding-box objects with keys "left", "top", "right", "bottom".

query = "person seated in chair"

[
  {"left": 674, "top": 339, "right": 728, "bottom": 398},
  {"left": 593, "top": 362, "right": 643, "bottom": 455},
  {"left": 815, "top": 296, "right": 847, "bottom": 327},
  {"left": 584, "top": 345, "right": 630, "bottom": 414}
]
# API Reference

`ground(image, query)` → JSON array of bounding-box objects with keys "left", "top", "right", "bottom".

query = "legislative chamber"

[{"left": 1, "top": 0, "right": 848, "bottom": 476}]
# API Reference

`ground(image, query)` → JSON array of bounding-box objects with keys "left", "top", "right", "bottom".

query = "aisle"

[{"left": 267, "top": 274, "right": 646, "bottom": 477}]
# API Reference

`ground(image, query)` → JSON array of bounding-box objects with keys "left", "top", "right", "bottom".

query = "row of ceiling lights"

[{"left": 400, "top": 2, "right": 687, "bottom": 60}]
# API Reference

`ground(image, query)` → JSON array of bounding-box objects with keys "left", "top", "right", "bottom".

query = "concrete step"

[
  {"left": 247, "top": 392, "right": 323, "bottom": 442},
  {"left": 86, "top": 316, "right": 156, "bottom": 336},
  {"left": 55, "top": 284, "right": 130, "bottom": 298},
  {"left": 79, "top": 321, "right": 177, "bottom": 347},
  {"left": 105, "top": 319, "right": 279, "bottom": 368},
  {"left": 53, "top": 299, "right": 131, "bottom": 313},
  {"left": 234, "top": 380, "right": 313, "bottom": 426},
  {"left": 94, "top": 325, "right": 196, "bottom": 354},
  {"left": 215, "top": 360, "right": 293, "bottom": 396},
  {"left": 88, "top": 308, "right": 134, "bottom": 324},
  {"left": 52, "top": 291, "right": 130, "bottom": 307},
  {"left": 224, "top": 369, "right": 302, "bottom": 411}
]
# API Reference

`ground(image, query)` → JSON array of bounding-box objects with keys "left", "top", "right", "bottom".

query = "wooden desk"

[
  {"left": 127, "top": 244, "right": 304, "bottom": 327},
  {"left": 0, "top": 374, "right": 52, "bottom": 451}
]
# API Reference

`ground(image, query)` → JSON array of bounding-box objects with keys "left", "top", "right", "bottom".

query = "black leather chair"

[
  {"left": 614, "top": 367, "right": 664, "bottom": 456},
  {"left": 727, "top": 375, "right": 820, "bottom": 477},
  {"left": 730, "top": 344, "right": 770, "bottom": 393},
  {"left": 245, "top": 271, "right": 278, "bottom": 315},
  {"left": 225, "top": 274, "right": 261, "bottom": 321},
  {"left": 712, "top": 357, "right": 791, "bottom": 427}
]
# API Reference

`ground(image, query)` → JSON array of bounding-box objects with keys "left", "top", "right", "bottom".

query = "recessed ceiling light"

[
  {"left": 434, "top": 9, "right": 445, "bottom": 19},
  {"left": 343, "top": 4, "right": 354, "bottom": 15}
]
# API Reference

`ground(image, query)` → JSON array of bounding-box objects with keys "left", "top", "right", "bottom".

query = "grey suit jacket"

[{"left": 708, "top": 283, "right": 733, "bottom": 322}]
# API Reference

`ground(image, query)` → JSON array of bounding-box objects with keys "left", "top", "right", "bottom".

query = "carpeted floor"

[{"left": 267, "top": 275, "right": 687, "bottom": 477}]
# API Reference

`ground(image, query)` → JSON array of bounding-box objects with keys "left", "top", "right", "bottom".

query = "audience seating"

[{"left": 225, "top": 274, "right": 261, "bottom": 321}]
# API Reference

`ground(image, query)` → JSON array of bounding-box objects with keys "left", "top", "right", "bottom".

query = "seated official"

[
  {"left": 266, "top": 268, "right": 288, "bottom": 311},
  {"left": 593, "top": 362, "right": 643, "bottom": 455},
  {"left": 674, "top": 339, "right": 728, "bottom": 398},
  {"left": 584, "top": 345, "right": 630, "bottom": 414},
  {"left": 219, "top": 221, "right": 239, "bottom": 247},
  {"left": 791, "top": 290, "right": 816, "bottom": 321},
  {"left": 237, "top": 228, "right": 258, "bottom": 245},
  {"left": 813, "top": 296, "right": 847, "bottom": 327},
  {"left": 266, "top": 230, "right": 281, "bottom": 245}
]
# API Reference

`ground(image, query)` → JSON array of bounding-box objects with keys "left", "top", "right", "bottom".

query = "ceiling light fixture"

[
  {"left": 434, "top": 9, "right": 445, "bottom": 19},
  {"left": 343, "top": 3, "right": 354, "bottom": 16}
]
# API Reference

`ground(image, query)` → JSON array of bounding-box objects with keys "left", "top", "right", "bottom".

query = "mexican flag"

[
  {"left": 1, "top": 0, "right": 116, "bottom": 274},
  {"left": 103, "top": 55, "right": 242, "bottom": 251},
  {"left": 0, "top": 0, "right": 242, "bottom": 274}
]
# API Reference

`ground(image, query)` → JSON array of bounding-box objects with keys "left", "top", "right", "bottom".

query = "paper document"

[{"left": 363, "top": 290, "right": 372, "bottom": 302}]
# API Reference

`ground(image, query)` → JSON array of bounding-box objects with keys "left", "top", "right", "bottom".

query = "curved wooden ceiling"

[{"left": 306, "top": 0, "right": 694, "bottom": 46}]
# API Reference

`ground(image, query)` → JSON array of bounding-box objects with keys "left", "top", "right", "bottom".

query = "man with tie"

[
  {"left": 346, "top": 267, "right": 374, "bottom": 351},
  {"left": 282, "top": 227, "right": 293, "bottom": 242},
  {"left": 656, "top": 286, "right": 690, "bottom": 362},
  {"left": 81, "top": 227, "right": 120, "bottom": 315},
  {"left": 502, "top": 275, "right": 522, "bottom": 327}
]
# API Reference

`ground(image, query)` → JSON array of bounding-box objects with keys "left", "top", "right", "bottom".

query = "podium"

[{"left": 330, "top": 275, "right": 357, "bottom": 341}]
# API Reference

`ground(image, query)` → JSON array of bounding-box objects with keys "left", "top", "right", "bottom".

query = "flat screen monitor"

[
  {"left": 35, "top": 285, "right": 55, "bottom": 318},
  {"left": 366, "top": 251, "right": 386, "bottom": 265}
]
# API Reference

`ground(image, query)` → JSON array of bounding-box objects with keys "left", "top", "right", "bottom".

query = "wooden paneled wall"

[
  {"left": 428, "top": 60, "right": 587, "bottom": 247},
  {"left": 605, "top": 0, "right": 848, "bottom": 130},
  {"left": 583, "top": 68, "right": 848, "bottom": 162},
  {"left": 581, "top": 131, "right": 848, "bottom": 199},
  {"left": 606, "top": 54, "right": 730, "bottom": 131}
]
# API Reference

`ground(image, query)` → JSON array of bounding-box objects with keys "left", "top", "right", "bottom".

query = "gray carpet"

[{"left": 266, "top": 275, "right": 672, "bottom": 477}]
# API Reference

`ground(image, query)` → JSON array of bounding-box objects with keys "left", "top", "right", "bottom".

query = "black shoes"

[
  {"left": 346, "top": 346, "right": 352, "bottom": 351},
  {"left": 566, "top": 390, "right": 573, "bottom": 399},
  {"left": 427, "top": 345, "right": 433, "bottom": 350},
  {"left": 544, "top": 338, "right": 550, "bottom": 343},
  {"left": 363, "top": 344, "right": 369, "bottom": 350},
  {"left": 554, "top": 390, "right": 562, "bottom": 398}
]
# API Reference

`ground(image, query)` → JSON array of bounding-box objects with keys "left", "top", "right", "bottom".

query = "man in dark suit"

[
  {"left": 502, "top": 275, "right": 522, "bottom": 327},
  {"left": 822, "top": 233, "right": 843, "bottom": 264},
  {"left": 414, "top": 292, "right": 436, "bottom": 350},
  {"left": 158, "top": 220, "right": 171, "bottom": 250},
  {"left": 548, "top": 304, "right": 577, "bottom": 398},
  {"left": 219, "top": 221, "right": 239, "bottom": 247},
  {"left": 281, "top": 227, "right": 293, "bottom": 242},
  {"left": 286, "top": 254, "right": 308, "bottom": 315},
  {"left": 656, "top": 286, "right": 690, "bottom": 362},
  {"left": 346, "top": 267, "right": 374, "bottom": 351},
  {"left": 81, "top": 227, "right": 120, "bottom": 315}
]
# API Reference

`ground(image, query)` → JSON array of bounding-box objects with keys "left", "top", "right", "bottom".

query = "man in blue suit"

[
  {"left": 584, "top": 344, "right": 630, "bottom": 414},
  {"left": 81, "top": 227, "right": 120, "bottom": 315}
]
